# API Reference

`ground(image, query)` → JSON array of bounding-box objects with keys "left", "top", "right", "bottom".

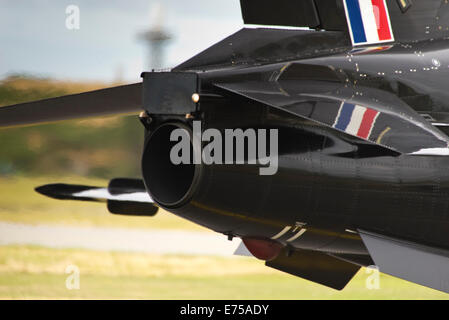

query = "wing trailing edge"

[{"left": 359, "top": 230, "right": 449, "bottom": 294}]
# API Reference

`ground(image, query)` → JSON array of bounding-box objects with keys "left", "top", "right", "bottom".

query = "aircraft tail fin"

[
  {"left": 239, "top": 0, "right": 347, "bottom": 30},
  {"left": 239, "top": 0, "right": 449, "bottom": 45},
  {"left": 177, "top": 1, "right": 449, "bottom": 70}
]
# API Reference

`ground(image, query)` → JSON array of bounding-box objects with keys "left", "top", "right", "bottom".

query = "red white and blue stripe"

[
  {"left": 333, "top": 102, "right": 380, "bottom": 140},
  {"left": 343, "top": 0, "right": 394, "bottom": 46}
]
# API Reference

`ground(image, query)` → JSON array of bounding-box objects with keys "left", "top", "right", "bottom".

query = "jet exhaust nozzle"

[{"left": 142, "top": 122, "right": 200, "bottom": 208}]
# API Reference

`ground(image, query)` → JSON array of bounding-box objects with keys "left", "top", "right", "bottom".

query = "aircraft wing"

[
  {"left": 0, "top": 83, "right": 142, "bottom": 128},
  {"left": 265, "top": 229, "right": 449, "bottom": 293},
  {"left": 359, "top": 230, "right": 449, "bottom": 293}
]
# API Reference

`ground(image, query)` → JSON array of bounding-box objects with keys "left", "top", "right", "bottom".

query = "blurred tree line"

[{"left": 0, "top": 75, "right": 143, "bottom": 178}]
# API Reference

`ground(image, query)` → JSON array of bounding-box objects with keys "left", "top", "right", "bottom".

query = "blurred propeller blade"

[
  {"left": 35, "top": 179, "right": 158, "bottom": 217},
  {"left": 35, "top": 182, "right": 153, "bottom": 203},
  {"left": 0, "top": 82, "right": 143, "bottom": 128}
]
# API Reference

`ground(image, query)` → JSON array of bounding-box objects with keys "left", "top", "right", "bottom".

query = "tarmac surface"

[{"left": 0, "top": 222, "right": 243, "bottom": 256}]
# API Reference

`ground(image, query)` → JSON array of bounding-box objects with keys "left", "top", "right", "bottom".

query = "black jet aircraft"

[{"left": 2, "top": 0, "right": 449, "bottom": 293}]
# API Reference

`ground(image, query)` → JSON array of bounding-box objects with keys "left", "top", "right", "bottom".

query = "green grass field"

[
  {"left": 0, "top": 246, "right": 447, "bottom": 300},
  {"left": 0, "top": 176, "right": 448, "bottom": 299}
]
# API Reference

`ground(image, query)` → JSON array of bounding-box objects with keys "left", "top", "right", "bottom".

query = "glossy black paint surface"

[
  {"left": 3, "top": 0, "right": 449, "bottom": 291},
  {"left": 145, "top": 25, "right": 449, "bottom": 258},
  {"left": 144, "top": 98, "right": 449, "bottom": 256}
]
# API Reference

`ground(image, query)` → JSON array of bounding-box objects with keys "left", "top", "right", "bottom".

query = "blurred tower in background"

[{"left": 138, "top": 2, "right": 172, "bottom": 70}]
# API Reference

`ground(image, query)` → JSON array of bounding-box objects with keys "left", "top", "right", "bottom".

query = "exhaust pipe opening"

[{"left": 142, "top": 123, "right": 199, "bottom": 208}]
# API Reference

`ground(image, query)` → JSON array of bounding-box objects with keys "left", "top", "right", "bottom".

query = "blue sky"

[{"left": 0, "top": 0, "right": 243, "bottom": 82}]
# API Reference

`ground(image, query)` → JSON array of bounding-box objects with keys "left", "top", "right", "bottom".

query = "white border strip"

[
  {"left": 286, "top": 229, "right": 307, "bottom": 242},
  {"left": 271, "top": 226, "right": 292, "bottom": 240}
]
